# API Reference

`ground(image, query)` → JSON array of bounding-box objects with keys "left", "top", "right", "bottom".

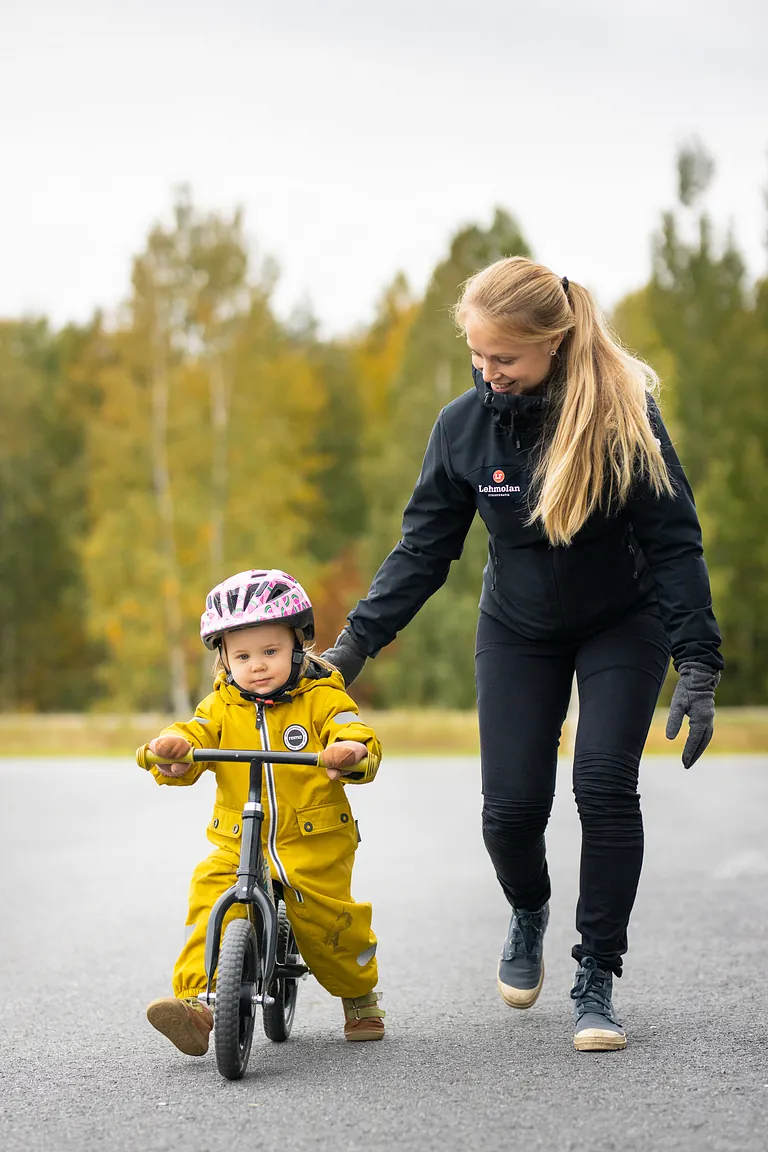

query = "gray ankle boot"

[
  {"left": 571, "top": 956, "right": 627, "bottom": 1051},
  {"left": 497, "top": 903, "right": 549, "bottom": 1009}
]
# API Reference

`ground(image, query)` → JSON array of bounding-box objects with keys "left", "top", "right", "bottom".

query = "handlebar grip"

[
  {"left": 342, "top": 758, "right": 367, "bottom": 781},
  {"left": 317, "top": 751, "right": 369, "bottom": 778},
  {"left": 136, "top": 744, "right": 194, "bottom": 769}
]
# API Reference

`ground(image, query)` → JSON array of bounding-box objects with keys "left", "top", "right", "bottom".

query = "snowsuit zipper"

[{"left": 255, "top": 701, "right": 303, "bottom": 903}]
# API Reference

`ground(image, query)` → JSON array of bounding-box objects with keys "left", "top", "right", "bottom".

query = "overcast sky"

[{"left": 1, "top": 0, "right": 766, "bottom": 335}]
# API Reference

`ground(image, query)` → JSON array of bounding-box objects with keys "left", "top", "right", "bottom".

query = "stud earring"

[{"left": 549, "top": 349, "right": 557, "bottom": 356}]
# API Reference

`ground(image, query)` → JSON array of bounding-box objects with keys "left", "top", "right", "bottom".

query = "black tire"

[
  {"left": 263, "top": 901, "right": 300, "bottom": 1042},
  {"left": 214, "top": 918, "right": 259, "bottom": 1080}
]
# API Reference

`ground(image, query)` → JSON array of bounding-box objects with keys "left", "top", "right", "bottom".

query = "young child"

[{"left": 138, "top": 568, "right": 385, "bottom": 1056}]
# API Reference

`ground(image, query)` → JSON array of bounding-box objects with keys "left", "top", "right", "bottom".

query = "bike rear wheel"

[
  {"left": 263, "top": 901, "right": 300, "bottom": 1042},
  {"left": 214, "top": 918, "right": 259, "bottom": 1080}
]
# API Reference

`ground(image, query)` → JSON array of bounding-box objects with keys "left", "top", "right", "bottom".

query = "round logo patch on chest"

[
  {"left": 283, "top": 724, "right": 309, "bottom": 751},
  {"left": 493, "top": 469, "right": 505, "bottom": 483}
]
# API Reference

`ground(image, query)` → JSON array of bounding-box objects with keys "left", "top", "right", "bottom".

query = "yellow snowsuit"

[{"left": 138, "top": 664, "right": 382, "bottom": 1000}]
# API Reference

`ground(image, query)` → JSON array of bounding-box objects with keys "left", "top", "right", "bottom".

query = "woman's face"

[{"left": 465, "top": 312, "right": 563, "bottom": 395}]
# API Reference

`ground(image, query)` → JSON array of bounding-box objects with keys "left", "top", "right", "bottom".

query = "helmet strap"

[{"left": 226, "top": 640, "right": 306, "bottom": 705}]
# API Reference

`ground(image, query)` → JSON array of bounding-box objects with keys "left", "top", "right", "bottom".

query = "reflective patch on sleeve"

[
  {"left": 332, "top": 711, "right": 359, "bottom": 725},
  {"left": 192, "top": 716, "right": 211, "bottom": 724}
]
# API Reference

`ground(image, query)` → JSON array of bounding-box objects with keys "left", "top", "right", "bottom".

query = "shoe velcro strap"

[
  {"left": 343, "top": 993, "right": 385, "bottom": 1021},
  {"left": 345, "top": 1005, "right": 386, "bottom": 1021}
]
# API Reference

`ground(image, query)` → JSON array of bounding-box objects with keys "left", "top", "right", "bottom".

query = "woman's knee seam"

[{"left": 482, "top": 798, "right": 552, "bottom": 839}]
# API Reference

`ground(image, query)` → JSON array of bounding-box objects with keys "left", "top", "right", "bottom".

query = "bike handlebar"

[{"left": 136, "top": 745, "right": 368, "bottom": 773}]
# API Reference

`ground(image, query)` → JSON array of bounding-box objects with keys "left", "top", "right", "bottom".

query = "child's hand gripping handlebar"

[
  {"left": 136, "top": 741, "right": 370, "bottom": 780},
  {"left": 140, "top": 736, "right": 195, "bottom": 777}
]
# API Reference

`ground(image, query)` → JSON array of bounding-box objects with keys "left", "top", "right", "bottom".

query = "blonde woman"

[{"left": 323, "top": 257, "right": 722, "bottom": 1052}]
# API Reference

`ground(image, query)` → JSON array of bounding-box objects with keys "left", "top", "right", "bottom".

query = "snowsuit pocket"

[
  {"left": 207, "top": 803, "right": 243, "bottom": 841},
  {"left": 296, "top": 800, "right": 355, "bottom": 836}
]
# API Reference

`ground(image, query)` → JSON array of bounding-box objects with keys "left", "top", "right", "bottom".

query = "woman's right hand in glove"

[
  {"left": 321, "top": 628, "right": 368, "bottom": 687},
  {"left": 148, "top": 736, "right": 193, "bottom": 777}
]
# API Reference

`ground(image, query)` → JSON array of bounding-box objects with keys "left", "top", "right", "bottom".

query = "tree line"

[{"left": 1, "top": 144, "right": 765, "bottom": 712}]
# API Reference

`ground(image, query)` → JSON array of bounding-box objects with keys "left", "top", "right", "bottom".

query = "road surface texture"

[{"left": 2, "top": 753, "right": 767, "bottom": 1152}]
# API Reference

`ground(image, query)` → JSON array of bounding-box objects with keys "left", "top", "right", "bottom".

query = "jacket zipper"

[
  {"left": 625, "top": 526, "right": 639, "bottom": 580},
  {"left": 255, "top": 702, "right": 303, "bottom": 903},
  {"left": 489, "top": 540, "right": 498, "bottom": 590}
]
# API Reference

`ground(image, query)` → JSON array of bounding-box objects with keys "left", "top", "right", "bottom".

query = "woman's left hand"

[
  {"left": 665, "top": 662, "right": 721, "bottom": 769},
  {"left": 321, "top": 740, "right": 368, "bottom": 780}
]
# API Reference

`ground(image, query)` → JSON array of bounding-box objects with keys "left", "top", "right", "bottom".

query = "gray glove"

[
  {"left": 665, "top": 661, "right": 721, "bottom": 769},
  {"left": 321, "top": 629, "right": 368, "bottom": 688}
]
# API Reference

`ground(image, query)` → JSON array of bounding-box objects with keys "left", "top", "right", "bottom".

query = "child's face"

[{"left": 223, "top": 623, "right": 296, "bottom": 694}]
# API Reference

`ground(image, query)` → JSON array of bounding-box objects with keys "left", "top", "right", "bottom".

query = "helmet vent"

[
  {"left": 267, "top": 582, "right": 290, "bottom": 602},
  {"left": 212, "top": 592, "right": 222, "bottom": 616},
  {"left": 226, "top": 588, "right": 240, "bottom": 614},
  {"left": 243, "top": 582, "right": 267, "bottom": 611}
]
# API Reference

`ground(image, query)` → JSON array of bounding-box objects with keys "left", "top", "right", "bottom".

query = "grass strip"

[{"left": 0, "top": 708, "right": 766, "bottom": 757}]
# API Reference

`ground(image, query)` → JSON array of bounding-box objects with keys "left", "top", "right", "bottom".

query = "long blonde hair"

[{"left": 454, "top": 257, "right": 672, "bottom": 546}]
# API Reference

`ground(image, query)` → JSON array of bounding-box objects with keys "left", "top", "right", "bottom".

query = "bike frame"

[
  {"left": 138, "top": 744, "right": 323, "bottom": 1005},
  {"left": 138, "top": 741, "right": 369, "bottom": 1009},
  {"left": 189, "top": 748, "right": 318, "bottom": 1005}
]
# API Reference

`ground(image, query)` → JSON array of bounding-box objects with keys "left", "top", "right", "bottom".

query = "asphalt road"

[{"left": 2, "top": 753, "right": 767, "bottom": 1152}]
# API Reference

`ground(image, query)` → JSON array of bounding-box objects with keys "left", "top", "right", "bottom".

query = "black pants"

[{"left": 476, "top": 607, "right": 670, "bottom": 976}]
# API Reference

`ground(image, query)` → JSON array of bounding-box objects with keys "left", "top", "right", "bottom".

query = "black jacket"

[{"left": 347, "top": 368, "right": 723, "bottom": 671}]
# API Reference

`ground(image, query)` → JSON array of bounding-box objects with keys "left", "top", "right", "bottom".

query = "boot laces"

[
  {"left": 570, "top": 958, "right": 615, "bottom": 1019},
  {"left": 506, "top": 910, "right": 544, "bottom": 959}
]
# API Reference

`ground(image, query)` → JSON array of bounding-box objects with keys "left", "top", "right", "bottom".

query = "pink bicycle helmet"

[{"left": 200, "top": 569, "right": 315, "bottom": 651}]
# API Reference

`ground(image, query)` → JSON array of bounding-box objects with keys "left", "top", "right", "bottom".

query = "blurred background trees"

[{"left": 0, "top": 145, "right": 764, "bottom": 711}]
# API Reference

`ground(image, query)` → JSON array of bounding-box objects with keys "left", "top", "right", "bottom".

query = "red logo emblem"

[{"left": 493, "top": 470, "right": 505, "bottom": 484}]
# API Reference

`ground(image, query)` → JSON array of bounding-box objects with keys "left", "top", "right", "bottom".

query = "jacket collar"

[
  {"left": 472, "top": 366, "right": 550, "bottom": 427},
  {"left": 213, "top": 659, "right": 342, "bottom": 707}
]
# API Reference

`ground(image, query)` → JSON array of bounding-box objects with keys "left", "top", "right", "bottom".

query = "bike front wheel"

[{"left": 214, "top": 918, "right": 260, "bottom": 1080}]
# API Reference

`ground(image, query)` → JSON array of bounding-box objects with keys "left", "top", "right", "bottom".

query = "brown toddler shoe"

[
  {"left": 342, "top": 991, "right": 385, "bottom": 1041},
  {"left": 146, "top": 996, "right": 214, "bottom": 1056}
]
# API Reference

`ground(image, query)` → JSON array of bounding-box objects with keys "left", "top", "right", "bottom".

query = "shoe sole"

[
  {"left": 344, "top": 1027, "right": 385, "bottom": 1042},
  {"left": 146, "top": 999, "right": 210, "bottom": 1056},
  {"left": 573, "top": 1028, "right": 627, "bottom": 1052},
  {"left": 497, "top": 961, "right": 545, "bottom": 1009}
]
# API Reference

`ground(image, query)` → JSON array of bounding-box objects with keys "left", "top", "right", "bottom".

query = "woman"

[{"left": 322, "top": 257, "right": 722, "bottom": 1052}]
